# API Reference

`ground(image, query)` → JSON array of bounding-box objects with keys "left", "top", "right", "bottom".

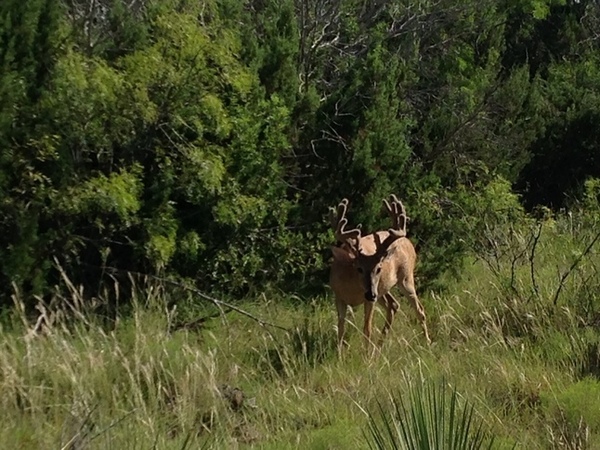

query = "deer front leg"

[
  {"left": 379, "top": 293, "right": 398, "bottom": 346},
  {"left": 336, "top": 300, "right": 348, "bottom": 353},
  {"left": 363, "top": 300, "right": 376, "bottom": 353},
  {"left": 400, "top": 279, "right": 431, "bottom": 345}
]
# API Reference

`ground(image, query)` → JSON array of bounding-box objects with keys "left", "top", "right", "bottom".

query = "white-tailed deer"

[{"left": 329, "top": 195, "right": 431, "bottom": 351}]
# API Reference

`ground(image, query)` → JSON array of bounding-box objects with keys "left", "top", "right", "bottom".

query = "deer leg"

[
  {"left": 399, "top": 279, "right": 431, "bottom": 345},
  {"left": 336, "top": 300, "right": 348, "bottom": 353},
  {"left": 363, "top": 300, "right": 376, "bottom": 353},
  {"left": 378, "top": 293, "right": 398, "bottom": 346}
]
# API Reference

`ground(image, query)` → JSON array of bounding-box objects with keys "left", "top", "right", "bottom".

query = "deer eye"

[{"left": 376, "top": 267, "right": 382, "bottom": 274}]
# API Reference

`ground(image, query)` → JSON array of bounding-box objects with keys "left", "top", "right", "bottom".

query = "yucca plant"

[{"left": 365, "top": 379, "right": 500, "bottom": 450}]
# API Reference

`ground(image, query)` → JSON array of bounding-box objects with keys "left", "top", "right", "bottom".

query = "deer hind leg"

[
  {"left": 378, "top": 293, "right": 398, "bottom": 346},
  {"left": 399, "top": 278, "right": 431, "bottom": 345}
]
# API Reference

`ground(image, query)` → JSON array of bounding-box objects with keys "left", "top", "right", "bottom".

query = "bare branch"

[
  {"left": 528, "top": 222, "right": 543, "bottom": 301},
  {"left": 553, "top": 229, "right": 600, "bottom": 306},
  {"left": 95, "top": 265, "right": 291, "bottom": 332}
]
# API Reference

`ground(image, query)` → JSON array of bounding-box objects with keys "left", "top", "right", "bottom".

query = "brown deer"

[{"left": 329, "top": 195, "right": 431, "bottom": 352}]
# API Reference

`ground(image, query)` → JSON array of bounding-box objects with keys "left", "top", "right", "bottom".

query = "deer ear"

[{"left": 331, "top": 246, "right": 356, "bottom": 263}]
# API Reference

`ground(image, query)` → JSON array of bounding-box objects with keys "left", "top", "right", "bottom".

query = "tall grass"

[{"left": 1, "top": 210, "right": 600, "bottom": 448}]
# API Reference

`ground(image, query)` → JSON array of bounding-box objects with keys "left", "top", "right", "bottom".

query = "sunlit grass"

[{"left": 1, "top": 214, "right": 600, "bottom": 448}]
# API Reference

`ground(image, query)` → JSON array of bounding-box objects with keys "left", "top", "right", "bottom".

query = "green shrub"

[
  {"left": 541, "top": 378, "right": 600, "bottom": 442},
  {"left": 365, "top": 379, "right": 500, "bottom": 450}
]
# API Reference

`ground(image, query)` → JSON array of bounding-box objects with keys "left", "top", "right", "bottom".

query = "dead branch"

[
  {"left": 553, "top": 229, "right": 600, "bottom": 306},
  {"left": 98, "top": 266, "right": 291, "bottom": 332},
  {"left": 528, "top": 222, "right": 543, "bottom": 301}
]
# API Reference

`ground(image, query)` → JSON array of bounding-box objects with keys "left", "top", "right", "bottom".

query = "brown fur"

[{"left": 329, "top": 199, "right": 431, "bottom": 352}]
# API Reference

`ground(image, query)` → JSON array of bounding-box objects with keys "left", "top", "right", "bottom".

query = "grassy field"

[{"left": 1, "top": 217, "right": 600, "bottom": 449}]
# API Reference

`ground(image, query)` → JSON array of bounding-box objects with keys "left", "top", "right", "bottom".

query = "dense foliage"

[{"left": 1, "top": 0, "right": 599, "bottom": 306}]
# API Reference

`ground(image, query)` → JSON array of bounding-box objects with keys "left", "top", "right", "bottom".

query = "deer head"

[{"left": 330, "top": 198, "right": 405, "bottom": 302}]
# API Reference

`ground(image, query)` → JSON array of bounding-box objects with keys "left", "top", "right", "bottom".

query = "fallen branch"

[
  {"left": 172, "top": 308, "right": 234, "bottom": 332},
  {"left": 163, "top": 278, "right": 290, "bottom": 332},
  {"left": 99, "top": 266, "right": 291, "bottom": 332}
]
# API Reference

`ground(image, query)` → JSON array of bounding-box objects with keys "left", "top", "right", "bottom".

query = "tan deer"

[{"left": 329, "top": 195, "right": 431, "bottom": 352}]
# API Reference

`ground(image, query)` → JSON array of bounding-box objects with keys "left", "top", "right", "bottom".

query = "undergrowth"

[{"left": 1, "top": 210, "right": 600, "bottom": 448}]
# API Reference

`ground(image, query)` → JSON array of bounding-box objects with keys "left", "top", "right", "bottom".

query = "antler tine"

[
  {"left": 382, "top": 198, "right": 396, "bottom": 227},
  {"left": 383, "top": 194, "right": 409, "bottom": 237},
  {"left": 330, "top": 198, "right": 361, "bottom": 243},
  {"left": 391, "top": 194, "right": 409, "bottom": 233},
  {"left": 328, "top": 198, "right": 347, "bottom": 230}
]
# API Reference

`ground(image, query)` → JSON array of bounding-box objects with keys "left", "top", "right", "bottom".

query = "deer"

[{"left": 329, "top": 195, "right": 431, "bottom": 352}]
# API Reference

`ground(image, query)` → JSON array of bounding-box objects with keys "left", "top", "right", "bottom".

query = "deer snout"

[{"left": 365, "top": 291, "right": 377, "bottom": 302}]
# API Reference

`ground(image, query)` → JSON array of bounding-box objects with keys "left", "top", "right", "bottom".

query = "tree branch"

[
  {"left": 553, "top": 229, "right": 600, "bottom": 306},
  {"left": 89, "top": 265, "right": 291, "bottom": 332}
]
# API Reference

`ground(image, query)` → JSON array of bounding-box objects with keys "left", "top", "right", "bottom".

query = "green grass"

[{"left": 1, "top": 215, "right": 600, "bottom": 448}]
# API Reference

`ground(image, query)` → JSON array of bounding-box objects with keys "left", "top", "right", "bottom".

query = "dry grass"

[{"left": 1, "top": 214, "right": 600, "bottom": 448}]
